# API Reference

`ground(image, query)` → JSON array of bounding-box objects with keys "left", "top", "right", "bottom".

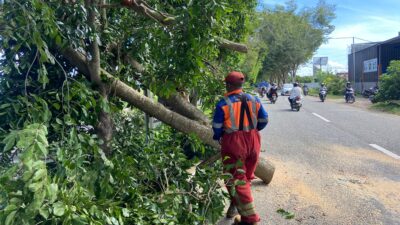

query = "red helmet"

[{"left": 225, "top": 71, "right": 245, "bottom": 84}]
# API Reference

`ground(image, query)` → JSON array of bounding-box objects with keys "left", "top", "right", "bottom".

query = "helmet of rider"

[
  {"left": 321, "top": 83, "right": 325, "bottom": 86},
  {"left": 346, "top": 82, "right": 351, "bottom": 86},
  {"left": 293, "top": 82, "right": 299, "bottom": 87}
]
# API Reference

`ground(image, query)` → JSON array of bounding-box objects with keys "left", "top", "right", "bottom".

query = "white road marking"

[
  {"left": 369, "top": 144, "right": 400, "bottom": 160},
  {"left": 312, "top": 113, "right": 331, "bottom": 122}
]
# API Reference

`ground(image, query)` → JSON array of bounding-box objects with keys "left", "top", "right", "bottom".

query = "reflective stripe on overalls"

[
  {"left": 223, "top": 96, "right": 238, "bottom": 134},
  {"left": 234, "top": 195, "right": 257, "bottom": 217},
  {"left": 223, "top": 94, "right": 257, "bottom": 133}
]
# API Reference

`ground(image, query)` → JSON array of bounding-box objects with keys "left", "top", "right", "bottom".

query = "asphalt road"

[{"left": 218, "top": 95, "right": 400, "bottom": 225}]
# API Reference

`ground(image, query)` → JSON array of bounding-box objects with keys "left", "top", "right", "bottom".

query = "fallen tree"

[
  {"left": 62, "top": 46, "right": 275, "bottom": 183},
  {"left": 1, "top": 1, "right": 273, "bottom": 224}
]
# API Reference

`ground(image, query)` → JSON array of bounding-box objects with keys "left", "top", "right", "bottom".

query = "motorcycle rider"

[
  {"left": 257, "top": 81, "right": 268, "bottom": 97},
  {"left": 345, "top": 82, "right": 355, "bottom": 101},
  {"left": 288, "top": 82, "right": 303, "bottom": 105},
  {"left": 319, "top": 83, "right": 328, "bottom": 99},
  {"left": 319, "top": 83, "right": 328, "bottom": 92},
  {"left": 267, "top": 82, "right": 278, "bottom": 99},
  {"left": 303, "top": 84, "right": 309, "bottom": 96}
]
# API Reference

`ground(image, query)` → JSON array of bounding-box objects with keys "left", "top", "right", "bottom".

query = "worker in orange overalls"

[{"left": 212, "top": 71, "right": 268, "bottom": 225}]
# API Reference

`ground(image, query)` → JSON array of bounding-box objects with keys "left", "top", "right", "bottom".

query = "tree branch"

[
  {"left": 219, "top": 38, "right": 248, "bottom": 53},
  {"left": 160, "top": 94, "right": 210, "bottom": 125},
  {"left": 100, "top": 1, "right": 248, "bottom": 53},
  {"left": 86, "top": 0, "right": 114, "bottom": 155},
  {"left": 118, "top": 0, "right": 175, "bottom": 26},
  {"left": 86, "top": 0, "right": 101, "bottom": 85}
]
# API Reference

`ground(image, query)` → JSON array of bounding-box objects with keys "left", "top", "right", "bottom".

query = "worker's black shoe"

[{"left": 226, "top": 203, "right": 238, "bottom": 218}]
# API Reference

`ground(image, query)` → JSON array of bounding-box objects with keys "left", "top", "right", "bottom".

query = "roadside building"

[{"left": 348, "top": 34, "right": 400, "bottom": 91}]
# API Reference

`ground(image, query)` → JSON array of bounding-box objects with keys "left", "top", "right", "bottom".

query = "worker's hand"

[{"left": 218, "top": 138, "right": 223, "bottom": 145}]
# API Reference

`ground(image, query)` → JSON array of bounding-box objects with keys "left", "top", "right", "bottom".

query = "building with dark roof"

[{"left": 348, "top": 34, "right": 400, "bottom": 91}]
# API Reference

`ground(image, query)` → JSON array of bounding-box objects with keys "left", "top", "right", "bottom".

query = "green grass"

[
  {"left": 370, "top": 101, "right": 400, "bottom": 116},
  {"left": 307, "top": 88, "right": 342, "bottom": 99},
  {"left": 326, "top": 94, "right": 343, "bottom": 99}
]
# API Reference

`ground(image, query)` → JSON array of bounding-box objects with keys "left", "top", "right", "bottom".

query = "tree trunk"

[
  {"left": 86, "top": 0, "right": 114, "bottom": 155},
  {"left": 161, "top": 93, "right": 210, "bottom": 125}
]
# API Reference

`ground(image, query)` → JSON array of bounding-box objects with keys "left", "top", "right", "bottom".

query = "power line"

[{"left": 327, "top": 36, "right": 373, "bottom": 42}]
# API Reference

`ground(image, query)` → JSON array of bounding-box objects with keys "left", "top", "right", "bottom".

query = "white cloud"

[
  {"left": 327, "top": 60, "right": 347, "bottom": 72},
  {"left": 315, "top": 15, "right": 400, "bottom": 71}
]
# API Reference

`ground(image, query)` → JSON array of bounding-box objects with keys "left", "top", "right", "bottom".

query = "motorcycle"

[
  {"left": 362, "top": 86, "right": 379, "bottom": 98},
  {"left": 269, "top": 93, "right": 278, "bottom": 104},
  {"left": 268, "top": 87, "right": 278, "bottom": 104},
  {"left": 303, "top": 86, "right": 309, "bottom": 96},
  {"left": 259, "top": 87, "right": 267, "bottom": 98},
  {"left": 319, "top": 90, "right": 327, "bottom": 102},
  {"left": 345, "top": 88, "right": 355, "bottom": 103},
  {"left": 290, "top": 96, "right": 302, "bottom": 111}
]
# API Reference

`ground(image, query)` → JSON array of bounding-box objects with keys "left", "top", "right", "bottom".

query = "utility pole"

[
  {"left": 352, "top": 37, "right": 356, "bottom": 89},
  {"left": 325, "top": 36, "right": 372, "bottom": 91}
]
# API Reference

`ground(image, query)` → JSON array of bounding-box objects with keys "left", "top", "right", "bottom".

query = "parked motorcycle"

[
  {"left": 290, "top": 96, "right": 302, "bottom": 111},
  {"left": 362, "top": 86, "right": 379, "bottom": 98},
  {"left": 319, "top": 90, "right": 327, "bottom": 102},
  {"left": 345, "top": 88, "right": 355, "bottom": 103}
]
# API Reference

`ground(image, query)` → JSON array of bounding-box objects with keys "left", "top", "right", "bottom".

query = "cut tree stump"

[{"left": 254, "top": 157, "right": 275, "bottom": 185}]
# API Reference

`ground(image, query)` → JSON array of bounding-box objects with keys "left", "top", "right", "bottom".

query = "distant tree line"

[{"left": 239, "top": 0, "right": 336, "bottom": 85}]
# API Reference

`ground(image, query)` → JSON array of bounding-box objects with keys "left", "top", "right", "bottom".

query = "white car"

[{"left": 281, "top": 83, "right": 294, "bottom": 96}]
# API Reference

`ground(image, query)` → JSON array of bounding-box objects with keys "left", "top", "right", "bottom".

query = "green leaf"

[
  {"left": 0, "top": 103, "right": 11, "bottom": 109},
  {"left": 234, "top": 180, "right": 246, "bottom": 186},
  {"left": 5, "top": 210, "right": 17, "bottom": 225},
  {"left": 224, "top": 7, "right": 234, "bottom": 13},
  {"left": 53, "top": 103, "right": 61, "bottom": 110},
  {"left": 277, "top": 208, "right": 295, "bottom": 219},
  {"left": 28, "top": 182, "right": 43, "bottom": 192},
  {"left": 236, "top": 169, "right": 246, "bottom": 174},
  {"left": 32, "top": 168, "right": 47, "bottom": 181},
  {"left": 221, "top": 172, "right": 233, "bottom": 180},
  {"left": 56, "top": 118, "right": 63, "bottom": 125},
  {"left": 3, "top": 204, "right": 18, "bottom": 212},
  {"left": 9, "top": 198, "right": 22, "bottom": 205},
  {"left": 55, "top": 35, "right": 62, "bottom": 45},
  {"left": 122, "top": 208, "right": 130, "bottom": 217},
  {"left": 34, "top": 142, "right": 48, "bottom": 156},
  {"left": 44, "top": 46, "right": 55, "bottom": 64},
  {"left": 47, "top": 183, "right": 58, "bottom": 204},
  {"left": 39, "top": 207, "right": 49, "bottom": 219},
  {"left": 235, "top": 159, "right": 243, "bottom": 168},
  {"left": 224, "top": 164, "right": 235, "bottom": 171},
  {"left": 38, "top": 65, "right": 49, "bottom": 89},
  {"left": 3, "top": 132, "right": 16, "bottom": 151},
  {"left": 53, "top": 201, "right": 65, "bottom": 216}
]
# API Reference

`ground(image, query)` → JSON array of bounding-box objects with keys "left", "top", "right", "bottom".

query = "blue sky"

[{"left": 258, "top": 0, "right": 400, "bottom": 75}]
